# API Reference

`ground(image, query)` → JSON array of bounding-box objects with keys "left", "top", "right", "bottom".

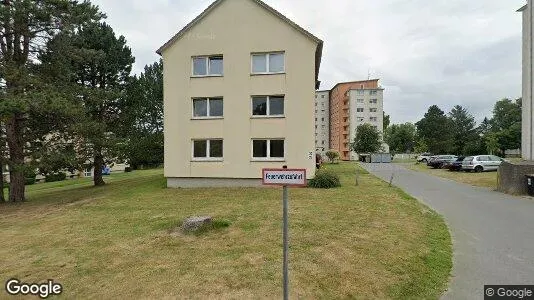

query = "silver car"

[{"left": 462, "top": 155, "right": 505, "bottom": 172}]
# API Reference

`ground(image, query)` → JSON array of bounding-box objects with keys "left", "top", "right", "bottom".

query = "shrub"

[
  {"left": 308, "top": 169, "right": 341, "bottom": 189},
  {"left": 125, "top": 167, "right": 132, "bottom": 173},
  {"left": 325, "top": 150, "right": 340, "bottom": 163},
  {"left": 25, "top": 177, "right": 36, "bottom": 185},
  {"left": 45, "top": 173, "right": 67, "bottom": 183}
]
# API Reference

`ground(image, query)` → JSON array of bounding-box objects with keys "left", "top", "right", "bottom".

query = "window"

[
  {"left": 370, "top": 99, "right": 378, "bottom": 104},
  {"left": 357, "top": 90, "right": 364, "bottom": 95},
  {"left": 370, "top": 117, "right": 378, "bottom": 122},
  {"left": 315, "top": 117, "right": 317, "bottom": 121},
  {"left": 322, "top": 141, "right": 325, "bottom": 145},
  {"left": 192, "top": 139, "right": 223, "bottom": 160},
  {"left": 370, "top": 90, "right": 378, "bottom": 95},
  {"left": 370, "top": 108, "right": 378, "bottom": 113},
  {"left": 193, "top": 98, "right": 223, "bottom": 118},
  {"left": 252, "top": 96, "right": 284, "bottom": 116},
  {"left": 357, "top": 99, "right": 364, "bottom": 103},
  {"left": 192, "top": 56, "right": 223, "bottom": 76},
  {"left": 252, "top": 139, "right": 285, "bottom": 159},
  {"left": 252, "top": 52, "right": 285, "bottom": 73},
  {"left": 356, "top": 108, "right": 364, "bottom": 113},
  {"left": 321, "top": 95, "right": 325, "bottom": 98},
  {"left": 357, "top": 117, "right": 364, "bottom": 122},
  {"left": 321, "top": 118, "right": 325, "bottom": 122}
]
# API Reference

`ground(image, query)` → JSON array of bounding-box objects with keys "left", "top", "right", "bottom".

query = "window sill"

[
  {"left": 251, "top": 159, "right": 286, "bottom": 162},
  {"left": 191, "top": 75, "right": 223, "bottom": 78},
  {"left": 250, "top": 115, "right": 285, "bottom": 119},
  {"left": 191, "top": 117, "right": 224, "bottom": 120},
  {"left": 191, "top": 159, "right": 224, "bottom": 162},
  {"left": 250, "top": 72, "right": 286, "bottom": 76}
]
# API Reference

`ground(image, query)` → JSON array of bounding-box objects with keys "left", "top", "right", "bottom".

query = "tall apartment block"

[
  {"left": 315, "top": 90, "right": 330, "bottom": 155},
  {"left": 327, "top": 79, "right": 385, "bottom": 161}
]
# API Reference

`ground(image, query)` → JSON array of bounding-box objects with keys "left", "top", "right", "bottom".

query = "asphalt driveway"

[{"left": 360, "top": 163, "right": 534, "bottom": 300}]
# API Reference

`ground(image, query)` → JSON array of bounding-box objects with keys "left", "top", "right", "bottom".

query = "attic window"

[{"left": 192, "top": 55, "right": 223, "bottom": 76}]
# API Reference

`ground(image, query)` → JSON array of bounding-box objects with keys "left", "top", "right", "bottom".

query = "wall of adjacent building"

[
  {"left": 162, "top": 0, "right": 318, "bottom": 181},
  {"left": 522, "top": 2, "right": 533, "bottom": 160}
]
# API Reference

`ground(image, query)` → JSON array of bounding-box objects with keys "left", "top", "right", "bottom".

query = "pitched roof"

[{"left": 156, "top": 0, "right": 324, "bottom": 88}]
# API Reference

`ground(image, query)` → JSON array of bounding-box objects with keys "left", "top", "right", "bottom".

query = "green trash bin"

[{"left": 526, "top": 174, "right": 534, "bottom": 196}]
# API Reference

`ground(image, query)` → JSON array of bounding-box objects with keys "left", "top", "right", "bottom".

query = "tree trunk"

[
  {"left": 93, "top": 147, "right": 105, "bottom": 186},
  {"left": 5, "top": 114, "right": 25, "bottom": 202}
]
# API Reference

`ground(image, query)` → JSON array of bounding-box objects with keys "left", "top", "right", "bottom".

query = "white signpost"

[{"left": 262, "top": 167, "right": 306, "bottom": 300}]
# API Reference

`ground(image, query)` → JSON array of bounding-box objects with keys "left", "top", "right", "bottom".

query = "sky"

[{"left": 91, "top": 0, "right": 525, "bottom": 124}]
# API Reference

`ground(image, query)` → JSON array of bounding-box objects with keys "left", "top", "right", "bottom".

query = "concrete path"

[{"left": 360, "top": 163, "right": 534, "bottom": 300}]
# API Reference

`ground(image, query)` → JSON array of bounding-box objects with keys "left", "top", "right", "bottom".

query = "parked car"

[
  {"left": 417, "top": 153, "right": 433, "bottom": 163},
  {"left": 428, "top": 155, "right": 458, "bottom": 169},
  {"left": 446, "top": 156, "right": 466, "bottom": 171},
  {"left": 462, "top": 155, "right": 505, "bottom": 172}
]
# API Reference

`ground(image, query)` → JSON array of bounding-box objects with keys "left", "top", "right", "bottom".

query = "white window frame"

[
  {"left": 192, "top": 97, "right": 224, "bottom": 119},
  {"left": 370, "top": 108, "right": 378, "bottom": 113},
  {"left": 370, "top": 117, "right": 378, "bottom": 122},
  {"left": 251, "top": 52, "right": 285, "bottom": 74},
  {"left": 191, "top": 55, "right": 223, "bottom": 77},
  {"left": 370, "top": 99, "right": 378, "bottom": 104},
  {"left": 357, "top": 99, "right": 364, "bottom": 103},
  {"left": 370, "top": 90, "right": 378, "bottom": 95},
  {"left": 356, "top": 108, "right": 364, "bottom": 113},
  {"left": 191, "top": 139, "right": 224, "bottom": 161},
  {"left": 251, "top": 139, "right": 285, "bottom": 161},
  {"left": 251, "top": 95, "right": 285, "bottom": 117}
]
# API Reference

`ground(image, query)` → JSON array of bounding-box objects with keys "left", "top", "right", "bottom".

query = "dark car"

[
  {"left": 446, "top": 156, "right": 466, "bottom": 171},
  {"left": 428, "top": 155, "right": 458, "bottom": 169}
]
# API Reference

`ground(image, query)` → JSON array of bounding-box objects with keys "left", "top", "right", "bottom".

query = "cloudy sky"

[{"left": 91, "top": 0, "right": 525, "bottom": 124}]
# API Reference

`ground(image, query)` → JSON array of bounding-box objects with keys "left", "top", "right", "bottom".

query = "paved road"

[{"left": 360, "top": 163, "right": 534, "bottom": 300}]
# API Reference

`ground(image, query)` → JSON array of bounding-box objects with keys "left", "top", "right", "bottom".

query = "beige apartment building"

[
  {"left": 157, "top": 0, "right": 323, "bottom": 187},
  {"left": 315, "top": 90, "right": 330, "bottom": 155}
]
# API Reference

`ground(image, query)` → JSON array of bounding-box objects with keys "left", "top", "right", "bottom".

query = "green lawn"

[
  {"left": 404, "top": 163, "right": 499, "bottom": 189},
  {"left": 0, "top": 164, "right": 451, "bottom": 299}
]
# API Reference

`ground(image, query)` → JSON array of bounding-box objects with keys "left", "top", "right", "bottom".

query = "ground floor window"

[
  {"left": 252, "top": 139, "right": 284, "bottom": 159},
  {"left": 193, "top": 139, "right": 223, "bottom": 160}
]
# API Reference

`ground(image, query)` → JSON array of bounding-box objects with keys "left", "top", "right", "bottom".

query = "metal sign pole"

[{"left": 282, "top": 184, "right": 289, "bottom": 300}]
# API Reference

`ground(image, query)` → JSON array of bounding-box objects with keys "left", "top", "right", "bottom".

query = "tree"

[
  {"left": 385, "top": 123, "right": 416, "bottom": 153},
  {"left": 383, "top": 112, "right": 390, "bottom": 132},
  {"left": 449, "top": 105, "right": 477, "bottom": 155},
  {"left": 415, "top": 105, "right": 453, "bottom": 154},
  {"left": 325, "top": 150, "right": 339, "bottom": 163},
  {"left": 65, "top": 22, "right": 134, "bottom": 186},
  {"left": 490, "top": 98, "right": 521, "bottom": 155},
  {"left": 119, "top": 60, "right": 163, "bottom": 169},
  {"left": 350, "top": 124, "right": 382, "bottom": 154},
  {"left": 0, "top": 0, "right": 102, "bottom": 202}
]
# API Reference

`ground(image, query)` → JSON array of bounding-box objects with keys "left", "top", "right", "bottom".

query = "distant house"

[{"left": 157, "top": 0, "right": 323, "bottom": 187}]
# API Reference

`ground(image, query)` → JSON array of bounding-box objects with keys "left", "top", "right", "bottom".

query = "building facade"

[
  {"left": 329, "top": 79, "right": 385, "bottom": 161},
  {"left": 520, "top": 2, "right": 533, "bottom": 160},
  {"left": 315, "top": 90, "right": 330, "bottom": 155},
  {"left": 347, "top": 86, "right": 385, "bottom": 160},
  {"left": 157, "top": 0, "right": 323, "bottom": 187}
]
